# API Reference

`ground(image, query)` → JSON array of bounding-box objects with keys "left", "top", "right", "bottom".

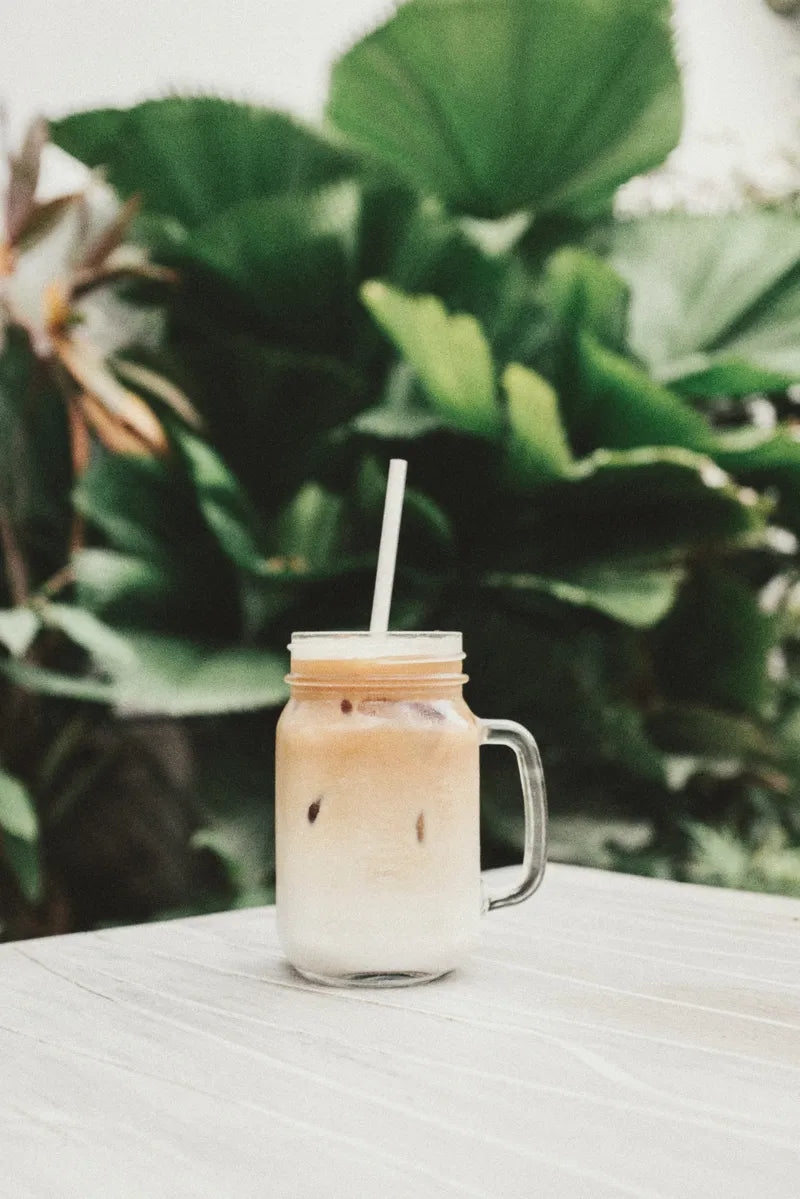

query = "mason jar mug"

[{"left": 275, "top": 631, "right": 547, "bottom": 986}]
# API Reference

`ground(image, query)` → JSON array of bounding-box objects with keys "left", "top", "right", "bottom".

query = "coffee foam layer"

[{"left": 288, "top": 631, "right": 463, "bottom": 661}]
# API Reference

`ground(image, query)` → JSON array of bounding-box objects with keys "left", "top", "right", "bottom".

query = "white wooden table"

[{"left": 2, "top": 864, "right": 799, "bottom": 1199}]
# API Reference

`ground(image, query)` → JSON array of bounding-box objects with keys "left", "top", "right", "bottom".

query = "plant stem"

[
  {"left": 0, "top": 508, "right": 29, "bottom": 605},
  {"left": 39, "top": 563, "right": 76, "bottom": 600}
]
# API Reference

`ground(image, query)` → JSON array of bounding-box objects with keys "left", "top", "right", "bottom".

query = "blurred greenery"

[{"left": 2, "top": 0, "right": 800, "bottom": 937}]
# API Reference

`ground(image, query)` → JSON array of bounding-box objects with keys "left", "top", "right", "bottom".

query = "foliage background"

[{"left": 3, "top": 0, "right": 800, "bottom": 938}]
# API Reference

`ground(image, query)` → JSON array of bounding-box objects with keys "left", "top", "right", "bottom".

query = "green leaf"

[
  {"left": 0, "top": 328, "right": 72, "bottom": 596},
  {"left": 540, "top": 273, "right": 800, "bottom": 528},
  {"left": 2, "top": 659, "right": 115, "bottom": 704},
  {"left": 542, "top": 247, "right": 630, "bottom": 352},
  {"left": 386, "top": 203, "right": 545, "bottom": 366},
  {"left": 52, "top": 99, "right": 355, "bottom": 228},
  {"left": 172, "top": 428, "right": 270, "bottom": 574},
  {"left": 610, "top": 211, "right": 800, "bottom": 393},
  {"left": 714, "top": 426, "right": 800, "bottom": 535},
  {"left": 598, "top": 704, "right": 667, "bottom": 784},
  {"left": 1, "top": 601, "right": 151, "bottom": 700},
  {"left": 272, "top": 482, "right": 346, "bottom": 572},
  {"left": 3, "top": 834, "right": 42, "bottom": 904},
  {"left": 0, "top": 768, "right": 38, "bottom": 841},
  {"left": 74, "top": 451, "right": 190, "bottom": 562},
  {"left": 2, "top": 617, "right": 289, "bottom": 716},
  {"left": 329, "top": 0, "right": 681, "bottom": 219},
  {"left": 191, "top": 826, "right": 247, "bottom": 892},
  {"left": 651, "top": 569, "right": 776, "bottom": 718},
  {"left": 177, "top": 182, "right": 361, "bottom": 356},
  {"left": 0, "top": 608, "right": 38, "bottom": 657},
  {"left": 108, "top": 635, "right": 289, "bottom": 716},
  {"left": 171, "top": 338, "right": 364, "bottom": 517},
  {"left": 403, "top": 487, "right": 454, "bottom": 553},
  {"left": 503, "top": 363, "right": 572, "bottom": 484},
  {"left": 522, "top": 447, "right": 767, "bottom": 572},
  {"left": 646, "top": 706, "right": 772, "bottom": 759},
  {"left": 569, "top": 330, "right": 715, "bottom": 456},
  {"left": 351, "top": 405, "right": 442, "bottom": 439},
  {"left": 685, "top": 825, "right": 800, "bottom": 899},
  {"left": 41, "top": 604, "right": 138, "bottom": 672},
  {"left": 49, "top": 105, "right": 128, "bottom": 163},
  {"left": 74, "top": 548, "right": 176, "bottom": 626},
  {"left": 670, "top": 361, "right": 792, "bottom": 397},
  {"left": 74, "top": 449, "right": 242, "bottom": 640},
  {"left": 484, "top": 565, "right": 683, "bottom": 627},
  {"left": 361, "top": 281, "right": 501, "bottom": 437}
]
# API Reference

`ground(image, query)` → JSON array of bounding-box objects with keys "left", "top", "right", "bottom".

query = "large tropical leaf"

[
  {"left": 538, "top": 246, "right": 800, "bottom": 529},
  {"left": 328, "top": 0, "right": 681, "bottom": 219},
  {"left": 0, "top": 605, "right": 288, "bottom": 715},
  {"left": 542, "top": 246, "right": 630, "bottom": 354},
  {"left": 74, "top": 549, "right": 176, "bottom": 628},
  {"left": 172, "top": 428, "right": 270, "bottom": 575},
  {"left": 714, "top": 426, "right": 800, "bottom": 535},
  {"left": 168, "top": 428, "right": 370, "bottom": 586},
  {"left": 386, "top": 203, "right": 547, "bottom": 365},
  {"left": 651, "top": 569, "right": 776, "bottom": 719},
  {"left": 73, "top": 448, "right": 242, "bottom": 639},
  {"left": 51, "top": 99, "right": 356, "bottom": 228},
  {"left": 512, "top": 447, "right": 768, "bottom": 573},
  {"left": 502, "top": 363, "right": 572, "bottom": 484},
  {"left": 107, "top": 635, "right": 289, "bottom": 716},
  {"left": 538, "top": 248, "right": 716, "bottom": 456},
  {"left": 361, "top": 281, "right": 502, "bottom": 437},
  {"left": 610, "top": 211, "right": 800, "bottom": 394},
  {"left": 171, "top": 336, "right": 365, "bottom": 518},
  {"left": 173, "top": 181, "right": 361, "bottom": 356},
  {"left": 483, "top": 564, "right": 683, "bottom": 627},
  {"left": 567, "top": 331, "right": 716, "bottom": 457}
]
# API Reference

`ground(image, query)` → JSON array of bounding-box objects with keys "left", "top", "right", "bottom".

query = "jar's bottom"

[{"left": 294, "top": 966, "right": 451, "bottom": 988}]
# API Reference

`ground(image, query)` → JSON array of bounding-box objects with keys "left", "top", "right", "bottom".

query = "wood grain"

[{"left": 1, "top": 864, "right": 799, "bottom": 1198}]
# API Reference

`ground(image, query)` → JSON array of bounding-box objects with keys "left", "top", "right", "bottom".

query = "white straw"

[{"left": 369, "top": 458, "right": 408, "bottom": 634}]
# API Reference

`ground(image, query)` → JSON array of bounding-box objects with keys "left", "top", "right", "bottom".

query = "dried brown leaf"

[
  {"left": 7, "top": 118, "right": 48, "bottom": 245},
  {"left": 111, "top": 358, "right": 204, "bottom": 430},
  {"left": 71, "top": 252, "right": 177, "bottom": 299},
  {"left": 67, "top": 395, "right": 91, "bottom": 476},
  {"left": 56, "top": 337, "right": 168, "bottom": 456},
  {"left": 15, "top": 193, "right": 80, "bottom": 252},
  {"left": 66, "top": 398, "right": 90, "bottom": 552},
  {"left": 77, "top": 194, "right": 141, "bottom": 272},
  {"left": 0, "top": 242, "right": 15, "bottom": 276},
  {"left": 77, "top": 390, "right": 168, "bottom": 457}
]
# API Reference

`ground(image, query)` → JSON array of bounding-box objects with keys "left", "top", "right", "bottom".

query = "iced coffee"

[{"left": 275, "top": 631, "right": 482, "bottom": 985}]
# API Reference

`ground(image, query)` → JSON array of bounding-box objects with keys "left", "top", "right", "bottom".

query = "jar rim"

[{"left": 288, "top": 630, "right": 464, "bottom": 661}]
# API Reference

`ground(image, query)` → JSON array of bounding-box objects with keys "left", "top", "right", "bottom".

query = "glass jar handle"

[{"left": 479, "top": 718, "right": 548, "bottom": 911}]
